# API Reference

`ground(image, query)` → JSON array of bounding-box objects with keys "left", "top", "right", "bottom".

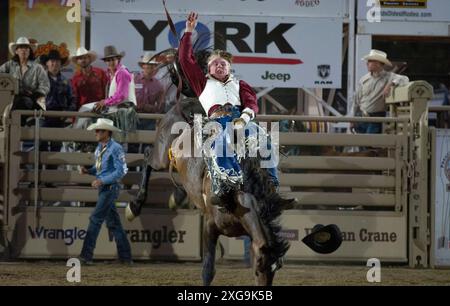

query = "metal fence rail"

[{"left": 4, "top": 109, "right": 407, "bottom": 213}]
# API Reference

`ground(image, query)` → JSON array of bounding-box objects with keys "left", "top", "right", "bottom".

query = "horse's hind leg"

[
  {"left": 137, "top": 146, "right": 153, "bottom": 202},
  {"left": 126, "top": 146, "right": 153, "bottom": 221},
  {"left": 202, "top": 221, "right": 219, "bottom": 286},
  {"left": 127, "top": 109, "right": 183, "bottom": 221},
  {"left": 254, "top": 265, "right": 275, "bottom": 286}
]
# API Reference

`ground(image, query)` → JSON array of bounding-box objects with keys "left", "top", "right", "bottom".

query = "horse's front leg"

[
  {"left": 234, "top": 192, "right": 274, "bottom": 286},
  {"left": 253, "top": 250, "right": 275, "bottom": 286},
  {"left": 202, "top": 221, "right": 219, "bottom": 286}
]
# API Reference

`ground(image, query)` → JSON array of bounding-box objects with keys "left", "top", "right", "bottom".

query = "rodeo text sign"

[{"left": 90, "top": 0, "right": 348, "bottom": 18}]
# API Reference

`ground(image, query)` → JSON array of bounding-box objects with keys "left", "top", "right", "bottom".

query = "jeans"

[
  {"left": 355, "top": 122, "right": 382, "bottom": 134},
  {"left": 246, "top": 121, "right": 280, "bottom": 186},
  {"left": 138, "top": 119, "right": 156, "bottom": 131},
  {"left": 208, "top": 108, "right": 280, "bottom": 192},
  {"left": 355, "top": 111, "right": 385, "bottom": 134},
  {"left": 266, "top": 167, "right": 279, "bottom": 186},
  {"left": 80, "top": 184, "right": 132, "bottom": 261},
  {"left": 243, "top": 236, "right": 251, "bottom": 265}
]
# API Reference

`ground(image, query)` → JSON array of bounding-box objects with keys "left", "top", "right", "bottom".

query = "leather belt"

[{"left": 209, "top": 104, "right": 234, "bottom": 119}]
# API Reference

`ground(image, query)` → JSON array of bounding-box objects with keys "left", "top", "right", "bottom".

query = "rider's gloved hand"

[
  {"left": 232, "top": 117, "right": 246, "bottom": 129},
  {"left": 233, "top": 112, "right": 252, "bottom": 129}
]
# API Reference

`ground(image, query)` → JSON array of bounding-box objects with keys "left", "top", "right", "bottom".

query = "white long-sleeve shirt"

[{"left": 353, "top": 70, "right": 409, "bottom": 115}]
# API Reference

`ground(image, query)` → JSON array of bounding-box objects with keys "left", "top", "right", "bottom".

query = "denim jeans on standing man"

[
  {"left": 80, "top": 184, "right": 132, "bottom": 261},
  {"left": 355, "top": 111, "right": 385, "bottom": 134}
]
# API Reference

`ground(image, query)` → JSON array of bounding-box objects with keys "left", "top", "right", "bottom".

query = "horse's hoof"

[
  {"left": 281, "top": 198, "right": 298, "bottom": 210},
  {"left": 125, "top": 204, "right": 136, "bottom": 222},
  {"left": 125, "top": 202, "right": 141, "bottom": 222},
  {"left": 168, "top": 193, "right": 177, "bottom": 210}
]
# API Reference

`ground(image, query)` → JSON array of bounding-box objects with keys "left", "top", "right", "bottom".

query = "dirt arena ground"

[{"left": 0, "top": 260, "right": 449, "bottom": 286}]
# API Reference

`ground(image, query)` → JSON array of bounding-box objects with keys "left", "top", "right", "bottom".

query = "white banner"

[
  {"left": 223, "top": 211, "right": 407, "bottom": 261},
  {"left": 91, "top": 12, "right": 342, "bottom": 88},
  {"left": 358, "top": 0, "right": 450, "bottom": 22},
  {"left": 433, "top": 129, "right": 450, "bottom": 267},
  {"left": 90, "top": 0, "right": 347, "bottom": 18},
  {"left": 17, "top": 208, "right": 201, "bottom": 260}
]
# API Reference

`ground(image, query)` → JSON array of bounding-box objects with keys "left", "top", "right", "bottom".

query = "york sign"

[{"left": 91, "top": 13, "right": 342, "bottom": 88}]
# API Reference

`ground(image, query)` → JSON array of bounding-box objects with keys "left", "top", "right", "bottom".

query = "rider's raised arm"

[
  {"left": 239, "top": 80, "right": 259, "bottom": 121},
  {"left": 179, "top": 32, "right": 207, "bottom": 96}
]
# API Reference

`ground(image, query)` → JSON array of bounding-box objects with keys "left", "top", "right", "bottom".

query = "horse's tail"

[{"left": 241, "top": 158, "right": 290, "bottom": 268}]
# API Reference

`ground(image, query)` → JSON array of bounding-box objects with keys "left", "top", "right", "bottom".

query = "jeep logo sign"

[
  {"left": 261, "top": 71, "right": 291, "bottom": 82},
  {"left": 91, "top": 13, "right": 342, "bottom": 88}
]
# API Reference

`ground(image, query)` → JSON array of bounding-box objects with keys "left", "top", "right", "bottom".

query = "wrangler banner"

[{"left": 15, "top": 208, "right": 202, "bottom": 260}]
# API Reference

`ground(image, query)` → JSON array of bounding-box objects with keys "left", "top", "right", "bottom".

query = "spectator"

[
  {"left": 0, "top": 37, "right": 49, "bottom": 113},
  {"left": 93, "top": 45, "right": 136, "bottom": 113},
  {"left": 74, "top": 46, "right": 136, "bottom": 132},
  {"left": 39, "top": 49, "right": 76, "bottom": 153},
  {"left": 352, "top": 49, "right": 409, "bottom": 134},
  {"left": 135, "top": 52, "right": 164, "bottom": 130},
  {"left": 70, "top": 47, "right": 108, "bottom": 110}
]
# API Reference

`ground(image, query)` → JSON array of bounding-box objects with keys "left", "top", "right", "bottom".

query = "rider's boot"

[
  {"left": 210, "top": 189, "right": 231, "bottom": 207},
  {"left": 266, "top": 168, "right": 298, "bottom": 210},
  {"left": 269, "top": 182, "right": 298, "bottom": 210},
  {"left": 126, "top": 148, "right": 153, "bottom": 221},
  {"left": 210, "top": 185, "right": 238, "bottom": 213}
]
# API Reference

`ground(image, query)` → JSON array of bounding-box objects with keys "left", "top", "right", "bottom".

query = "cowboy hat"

[
  {"left": 101, "top": 45, "right": 125, "bottom": 61},
  {"left": 362, "top": 49, "right": 392, "bottom": 66},
  {"left": 138, "top": 51, "right": 159, "bottom": 68},
  {"left": 302, "top": 224, "right": 343, "bottom": 254},
  {"left": 9, "top": 37, "right": 37, "bottom": 56},
  {"left": 40, "top": 49, "right": 69, "bottom": 66},
  {"left": 70, "top": 47, "right": 97, "bottom": 64},
  {"left": 87, "top": 118, "right": 121, "bottom": 132}
]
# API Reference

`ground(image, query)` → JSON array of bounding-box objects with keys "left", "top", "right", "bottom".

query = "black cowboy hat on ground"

[
  {"left": 40, "top": 49, "right": 68, "bottom": 66},
  {"left": 101, "top": 45, "right": 125, "bottom": 61},
  {"left": 302, "top": 224, "right": 343, "bottom": 254}
]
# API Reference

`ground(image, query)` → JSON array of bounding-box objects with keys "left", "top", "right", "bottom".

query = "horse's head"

[{"left": 167, "top": 47, "right": 212, "bottom": 98}]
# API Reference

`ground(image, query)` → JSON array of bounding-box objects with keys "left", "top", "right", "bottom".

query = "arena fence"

[{"left": 0, "top": 74, "right": 436, "bottom": 267}]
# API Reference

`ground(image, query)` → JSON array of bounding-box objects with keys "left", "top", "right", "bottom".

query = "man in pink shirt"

[
  {"left": 74, "top": 46, "right": 136, "bottom": 130},
  {"left": 94, "top": 45, "right": 136, "bottom": 113}
]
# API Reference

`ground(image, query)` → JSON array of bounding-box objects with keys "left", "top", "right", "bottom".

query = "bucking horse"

[{"left": 125, "top": 4, "right": 341, "bottom": 286}]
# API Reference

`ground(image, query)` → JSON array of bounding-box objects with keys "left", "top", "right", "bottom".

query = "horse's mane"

[{"left": 241, "top": 157, "right": 290, "bottom": 269}]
